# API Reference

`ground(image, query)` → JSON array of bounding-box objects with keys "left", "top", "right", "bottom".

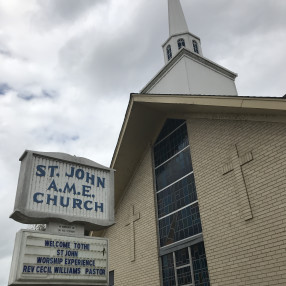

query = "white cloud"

[
  {"left": 0, "top": 256, "right": 13, "bottom": 286},
  {"left": 0, "top": 0, "right": 286, "bottom": 284}
]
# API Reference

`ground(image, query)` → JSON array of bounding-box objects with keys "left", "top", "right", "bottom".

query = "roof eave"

[
  {"left": 110, "top": 94, "right": 286, "bottom": 208},
  {"left": 162, "top": 32, "right": 201, "bottom": 47},
  {"left": 140, "top": 49, "right": 238, "bottom": 94}
]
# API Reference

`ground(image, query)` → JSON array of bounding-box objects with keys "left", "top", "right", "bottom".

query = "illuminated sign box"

[
  {"left": 9, "top": 230, "right": 108, "bottom": 285},
  {"left": 10, "top": 150, "right": 115, "bottom": 230}
]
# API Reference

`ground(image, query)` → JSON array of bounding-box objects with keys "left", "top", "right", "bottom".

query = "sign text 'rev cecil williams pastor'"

[
  {"left": 8, "top": 230, "right": 108, "bottom": 286},
  {"left": 10, "top": 150, "right": 115, "bottom": 230}
]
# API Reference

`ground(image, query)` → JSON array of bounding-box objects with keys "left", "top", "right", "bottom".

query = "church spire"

[
  {"left": 168, "top": 0, "right": 189, "bottom": 36},
  {"left": 162, "top": 0, "right": 203, "bottom": 64}
]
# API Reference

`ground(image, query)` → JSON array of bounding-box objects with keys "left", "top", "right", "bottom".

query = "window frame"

[
  {"left": 161, "top": 246, "right": 195, "bottom": 286},
  {"left": 192, "top": 40, "right": 199, "bottom": 54},
  {"left": 152, "top": 119, "right": 209, "bottom": 286},
  {"left": 153, "top": 122, "right": 202, "bottom": 249},
  {"left": 177, "top": 38, "right": 186, "bottom": 50},
  {"left": 167, "top": 45, "right": 172, "bottom": 61}
]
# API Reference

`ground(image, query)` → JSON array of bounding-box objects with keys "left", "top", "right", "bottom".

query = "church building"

[{"left": 92, "top": 1, "right": 286, "bottom": 285}]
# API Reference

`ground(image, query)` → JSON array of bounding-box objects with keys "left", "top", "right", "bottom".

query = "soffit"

[
  {"left": 111, "top": 94, "right": 286, "bottom": 208},
  {"left": 111, "top": 101, "right": 165, "bottom": 209}
]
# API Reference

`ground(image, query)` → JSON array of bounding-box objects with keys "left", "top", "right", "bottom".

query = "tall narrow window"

[
  {"left": 153, "top": 119, "right": 210, "bottom": 286},
  {"left": 177, "top": 38, "right": 185, "bottom": 50},
  {"left": 167, "top": 45, "right": 172, "bottom": 61},
  {"left": 161, "top": 242, "right": 209, "bottom": 286},
  {"left": 192, "top": 40, "right": 199, "bottom": 54}
]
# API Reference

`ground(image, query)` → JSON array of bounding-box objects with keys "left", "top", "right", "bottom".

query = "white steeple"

[
  {"left": 168, "top": 0, "right": 189, "bottom": 36},
  {"left": 162, "top": 0, "right": 203, "bottom": 64},
  {"left": 141, "top": 0, "right": 238, "bottom": 96}
]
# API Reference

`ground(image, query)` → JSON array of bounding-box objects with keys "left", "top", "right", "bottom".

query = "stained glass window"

[
  {"left": 161, "top": 242, "right": 210, "bottom": 286},
  {"left": 154, "top": 122, "right": 189, "bottom": 167},
  {"left": 155, "top": 148, "right": 193, "bottom": 191},
  {"left": 175, "top": 248, "right": 190, "bottom": 267},
  {"left": 158, "top": 202, "right": 202, "bottom": 247},
  {"left": 177, "top": 266, "right": 192, "bottom": 285},
  {"left": 191, "top": 242, "right": 210, "bottom": 286},
  {"left": 156, "top": 119, "right": 185, "bottom": 142},
  {"left": 157, "top": 173, "right": 197, "bottom": 218},
  {"left": 153, "top": 119, "right": 210, "bottom": 285},
  {"left": 162, "top": 253, "right": 176, "bottom": 286}
]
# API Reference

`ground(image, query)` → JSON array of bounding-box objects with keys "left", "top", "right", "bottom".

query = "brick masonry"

[
  {"left": 104, "top": 148, "right": 160, "bottom": 286},
  {"left": 187, "top": 117, "right": 286, "bottom": 286},
  {"left": 104, "top": 115, "right": 286, "bottom": 286}
]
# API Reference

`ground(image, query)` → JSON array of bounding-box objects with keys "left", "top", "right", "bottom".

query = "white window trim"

[
  {"left": 160, "top": 233, "right": 202, "bottom": 250},
  {"left": 155, "top": 145, "right": 190, "bottom": 170},
  {"left": 157, "top": 171, "right": 193, "bottom": 194},
  {"left": 158, "top": 200, "right": 198, "bottom": 221},
  {"left": 163, "top": 246, "right": 195, "bottom": 286}
]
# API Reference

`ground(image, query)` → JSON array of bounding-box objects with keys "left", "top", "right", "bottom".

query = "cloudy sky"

[{"left": 0, "top": 0, "right": 285, "bottom": 284}]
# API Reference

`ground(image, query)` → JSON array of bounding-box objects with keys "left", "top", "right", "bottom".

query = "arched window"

[
  {"left": 167, "top": 45, "right": 172, "bottom": 61},
  {"left": 192, "top": 40, "right": 199, "bottom": 54},
  {"left": 177, "top": 38, "right": 185, "bottom": 50}
]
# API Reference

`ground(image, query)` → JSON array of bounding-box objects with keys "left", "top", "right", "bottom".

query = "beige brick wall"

[
  {"left": 104, "top": 147, "right": 160, "bottom": 286},
  {"left": 187, "top": 118, "right": 286, "bottom": 286}
]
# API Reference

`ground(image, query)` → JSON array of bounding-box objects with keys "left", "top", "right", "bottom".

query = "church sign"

[
  {"left": 8, "top": 230, "right": 108, "bottom": 285},
  {"left": 10, "top": 150, "right": 115, "bottom": 229}
]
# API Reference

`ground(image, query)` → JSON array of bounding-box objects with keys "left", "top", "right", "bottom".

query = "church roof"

[
  {"left": 141, "top": 48, "right": 237, "bottom": 94},
  {"left": 111, "top": 94, "right": 286, "bottom": 208}
]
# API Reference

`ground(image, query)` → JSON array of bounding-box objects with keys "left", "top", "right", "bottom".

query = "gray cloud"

[
  {"left": 184, "top": 0, "right": 286, "bottom": 36},
  {"left": 57, "top": 0, "right": 168, "bottom": 96},
  {"left": 17, "top": 89, "right": 57, "bottom": 101},
  {"left": 180, "top": 0, "right": 286, "bottom": 98},
  {"left": 32, "top": 126, "right": 80, "bottom": 144},
  {"left": 183, "top": 0, "right": 286, "bottom": 61},
  {"left": 0, "top": 83, "right": 11, "bottom": 95},
  {"left": 34, "top": 0, "right": 106, "bottom": 28},
  {"left": 0, "top": 34, "right": 13, "bottom": 58},
  {"left": 0, "top": 48, "right": 12, "bottom": 58},
  {"left": 0, "top": 1, "right": 285, "bottom": 285}
]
